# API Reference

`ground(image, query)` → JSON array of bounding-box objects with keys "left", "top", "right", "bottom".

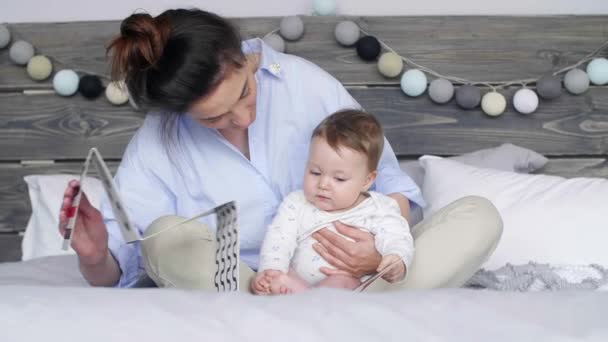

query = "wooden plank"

[
  {"left": 537, "top": 158, "right": 608, "bottom": 178},
  {"left": 0, "top": 92, "right": 143, "bottom": 160},
  {"left": 0, "top": 86, "right": 607, "bottom": 159},
  {"left": 0, "top": 162, "right": 119, "bottom": 233},
  {"left": 353, "top": 87, "right": 608, "bottom": 156},
  {"left": 0, "top": 234, "right": 22, "bottom": 262},
  {"left": 1, "top": 16, "right": 607, "bottom": 89}
]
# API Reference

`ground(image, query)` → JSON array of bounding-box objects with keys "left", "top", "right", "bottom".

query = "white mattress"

[{"left": 1, "top": 255, "right": 607, "bottom": 341}]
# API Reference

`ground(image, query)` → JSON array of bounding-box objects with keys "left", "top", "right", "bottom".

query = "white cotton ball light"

[
  {"left": 513, "top": 88, "right": 539, "bottom": 115},
  {"left": 481, "top": 91, "right": 507, "bottom": 117},
  {"left": 334, "top": 21, "right": 359, "bottom": 46},
  {"left": 400, "top": 69, "right": 427, "bottom": 97},
  {"left": 279, "top": 16, "right": 304, "bottom": 41},
  {"left": 586, "top": 58, "right": 608, "bottom": 86},
  {"left": 263, "top": 34, "right": 285, "bottom": 53},
  {"left": 377, "top": 52, "right": 403, "bottom": 78},
  {"left": 105, "top": 81, "right": 130, "bottom": 105},
  {"left": 53, "top": 69, "right": 80, "bottom": 96}
]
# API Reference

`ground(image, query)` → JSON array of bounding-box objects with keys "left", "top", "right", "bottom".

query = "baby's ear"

[{"left": 362, "top": 170, "right": 378, "bottom": 191}]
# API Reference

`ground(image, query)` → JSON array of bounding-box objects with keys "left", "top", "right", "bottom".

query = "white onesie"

[{"left": 258, "top": 190, "right": 414, "bottom": 285}]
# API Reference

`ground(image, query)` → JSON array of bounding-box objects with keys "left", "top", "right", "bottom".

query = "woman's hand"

[
  {"left": 312, "top": 221, "right": 382, "bottom": 278},
  {"left": 58, "top": 180, "right": 109, "bottom": 266}
]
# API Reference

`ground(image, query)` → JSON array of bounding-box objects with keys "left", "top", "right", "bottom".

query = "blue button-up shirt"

[{"left": 103, "top": 38, "right": 425, "bottom": 287}]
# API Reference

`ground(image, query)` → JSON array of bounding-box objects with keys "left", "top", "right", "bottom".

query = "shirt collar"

[{"left": 241, "top": 38, "right": 284, "bottom": 79}]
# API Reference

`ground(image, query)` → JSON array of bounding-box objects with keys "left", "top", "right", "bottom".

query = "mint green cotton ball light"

[
  {"left": 400, "top": 69, "right": 427, "bottom": 97},
  {"left": 53, "top": 69, "right": 80, "bottom": 96},
  {"left": 314, "top": 0, "right": 336, "bottom": 15},
  {"left": 586, "top": 58, "right": 608, "bottom": 86}
]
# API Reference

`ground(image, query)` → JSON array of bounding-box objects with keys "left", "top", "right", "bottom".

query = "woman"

[{"left": 59, "top": 8, "right": 502, "bottom": 290}]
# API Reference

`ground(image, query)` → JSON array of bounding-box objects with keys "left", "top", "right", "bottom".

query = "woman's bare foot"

[{"left": 316, "top": 274, "right": 361, "bottom": 290}]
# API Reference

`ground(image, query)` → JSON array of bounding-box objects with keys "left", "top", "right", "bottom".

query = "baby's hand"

[
  {"left": 251, "top": 270, "right": 283, "bottom": 295},
  {"left": 377, "top": 254, "right": 406, "bottom": 283}
]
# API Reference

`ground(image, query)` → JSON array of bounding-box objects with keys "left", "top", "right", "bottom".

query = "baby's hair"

[{"left": 311, "top": 109, "right": 384, "bottom": 172}]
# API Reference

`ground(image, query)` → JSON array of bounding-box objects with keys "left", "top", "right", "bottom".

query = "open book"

[{"left": 61, "top": 148, "right": 240, "bottom": 292}]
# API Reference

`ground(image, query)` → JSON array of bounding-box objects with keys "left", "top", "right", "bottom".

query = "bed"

[{"left": 0, "top": 15, "right": 607, "bottom": 340}]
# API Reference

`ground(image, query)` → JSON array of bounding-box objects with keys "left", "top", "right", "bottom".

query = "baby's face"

[{"left": 303, "top": 137, "right": 375, "bottom": 212}]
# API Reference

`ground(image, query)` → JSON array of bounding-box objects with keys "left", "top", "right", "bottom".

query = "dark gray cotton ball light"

[
  {"left": 9, "top": 40, "right": 35, "bottom": 65},
  {"left": 0, "top": 25, "right": 11, "bottom": 49},
  {"left": 536, "top": 75, "right": 561, "bottom": 100},
  {"left": 356, "top": 36, "right": 381, "bottom": 61},
  {"left": 279, "top": 16, "right": 304, "bottom": 41},
  {"left": 455, "top": 85, "right": 481, "bottom": 109},
  {"left": 428, "top": 78, "right": 454, "bottom": 104},
  {"left": 334, "top": 21, "right": 359, "bottom": 46}
]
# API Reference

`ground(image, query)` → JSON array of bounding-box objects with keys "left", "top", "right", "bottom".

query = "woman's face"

[{"left": 188, "top": 62, "right": 257, "bottom": 132}]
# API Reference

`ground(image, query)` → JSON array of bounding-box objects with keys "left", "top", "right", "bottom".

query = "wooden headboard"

[{"left": 1, "top": 16, "right": 607, "bottom": 262}]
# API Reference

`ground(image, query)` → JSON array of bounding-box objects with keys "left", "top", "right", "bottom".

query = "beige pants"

[{"left": 141, "top": 196, "right": 502, "bottom": 292}]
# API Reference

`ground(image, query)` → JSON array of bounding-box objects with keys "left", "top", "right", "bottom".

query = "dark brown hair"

[
  {"left": 312, "top": 109, "right": 385, "bottom": 172},
  {"left": 107, "top": 9, "right": 245, "bottom": 141}
]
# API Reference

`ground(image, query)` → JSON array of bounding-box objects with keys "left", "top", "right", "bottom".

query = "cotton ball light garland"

[
  {"left": 53, "top": 69, "right": 80, "bottom": 96},
  {"left": 535, "top": 75, "right": 561, "bottom": 100},
  {"left": 334, "top": 21, "right": 359, "bottom": 46},
  {"left": 481, "top": 91, "right": 507, "bottom": 117},
  {"left": 279, "top": 16, "right": 305, "bottom": 41},
  {"left": 377, "top": 52, "right": 403, "bottom": 78},
  {"left": 313, "top": 0, "right": 336, "bottom": 16},
  {"left": 356, "top": 36, "right": 381, "bottom": 61},
  {"left": 263, "top": 34, "right": 285, "bottom": 53},
  {"left": 513, "top": 88, "right": 539, "bottom": 114},
  {"left": 79, "top": 74, "right": 104, "bottom": 99},
  {"left": 9, "top": 40, "right": 35, "bottom": 65},
  {"left": 105, "top": 81, "right": 130, "bottom": 105},
  {"left": 26, "top": 55, "right": 53, "bottom": 81},
  {"left": 0, "top": 25, "right": 11, "bottom": 49},
  {"left": 400, "top": 69, "right": 427, "bottom": 97},
  {"left": 428, "top": 78, "right": 454, "bottom": 104},
  {"left": 455, "top": 85, "right": 481, "bottom": 109},
  {"left": 563, "top": 69, "right": 590, "bottom": 95},
  {"left": 586, "top": 58, "right": 608, "bottom": 86}
]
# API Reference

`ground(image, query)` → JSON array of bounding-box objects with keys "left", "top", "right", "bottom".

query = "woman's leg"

[
  {"left": 366, "top": 196, "right": 503, "bottom": 291},
  {"left": 140, "top": 216, "right": 255, "bottom": 292}
]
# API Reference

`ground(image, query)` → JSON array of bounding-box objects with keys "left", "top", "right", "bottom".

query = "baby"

[{"left": 252, "top": 109, "right": 414, "bottom": 295}]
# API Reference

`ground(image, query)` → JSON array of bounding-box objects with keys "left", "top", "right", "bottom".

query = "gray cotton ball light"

[
  {"left": 564, "top": 69, "right": 589, "bottom": 95},
  {"left": 536, "top": 75, "right": 561, "bottom": 100},
  {"left": 455, "top": 85, "right": 481, "bottom": 109},
  {"left": 280, "top": 16, "right": 304, "bottom": 41},
  {"left": 263, "top": 34, "right": 285, "bottom": 53},
  {"left": 9, "top": 40, "right": 35, "bottom": 65},
  {"left": 0, "top": 25, "right": 11, "bottom": 49},
  {"left": 334, "top": 21, "right": 359, "bottom": 46},
  {"left": 428, "top": 78, "right": 454, "bottom": 104}
]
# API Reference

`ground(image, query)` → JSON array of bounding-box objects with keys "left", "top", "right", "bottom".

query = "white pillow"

[
  {"left": 22, "top": 175, "right": 104, "bottom": 261},
  {"left": 420, "top": 156, "right": 608, "bottom": 270}
]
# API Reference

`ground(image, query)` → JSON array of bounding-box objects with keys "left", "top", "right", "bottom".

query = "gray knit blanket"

[{"left": 465, "top": 263, "right": 608, "bottom": 291}]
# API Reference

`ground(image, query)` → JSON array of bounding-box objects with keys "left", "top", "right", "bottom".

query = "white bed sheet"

[{"left": 1, "top": 256, "right": 607, "bottom": 341}]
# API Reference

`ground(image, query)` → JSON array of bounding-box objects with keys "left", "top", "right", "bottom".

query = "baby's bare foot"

[
  {"left": 317, "top": 274, "right": 361, "bottom": 290},
  {"left": 268, "top": 273, "right": 310, "bottom": 295}
]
